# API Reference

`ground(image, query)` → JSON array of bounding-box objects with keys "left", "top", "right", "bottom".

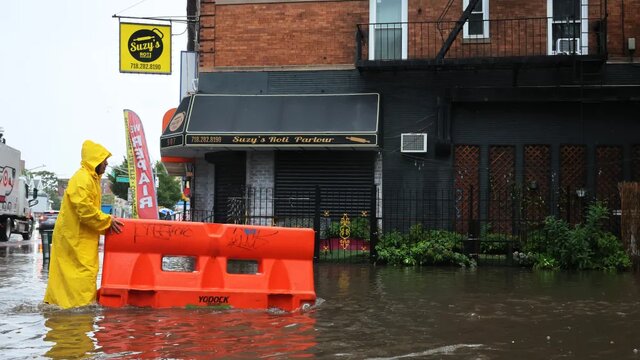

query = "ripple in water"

[{"left": 366, "top": 344, "right": 484, "bottom": 359}]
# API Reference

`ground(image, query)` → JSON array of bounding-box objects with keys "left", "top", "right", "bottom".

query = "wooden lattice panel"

[
  {"left": 489, "top": 146, "right": 515, "bottom": 234},
  {"left": 524, "top": 145, "right": 551, "bottom": 221},
  {"left": 620, "top": 182, "right": 640, "bottom": 256},
  {"left": 596, "top": 146, "right": 622, "bottom": 208},
  {"left": 559, "top": 145, "right": 586, "bottom": 224},
  {"left": 633, "top": 145, "right": 640, "bottom": 181},
  {"left": 560, "top": 145, "right": 587, "bottom": 189},
  {"left": 454, "top": 145, "right": 479, "bottom": 233}
]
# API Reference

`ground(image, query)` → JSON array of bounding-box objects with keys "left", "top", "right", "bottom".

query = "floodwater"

[{"left": 3, "top": 234, "right": 640, "bottom": 359}]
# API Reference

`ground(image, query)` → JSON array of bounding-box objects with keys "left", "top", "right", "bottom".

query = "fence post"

[
  {"left": 468, "top": 185, "right": 474, "bottom": 232},
  {"left": 313, "top": 185, "right": 321, "bottom": 262},
  {"left": 369, "top": 184, "right": 378, "bottom": 262},
  {"left": 465, "top": 186, "right": 480, "bottom": 259},
  {"left": 566, "top": 186, "right": 571, "bottom": 223}
]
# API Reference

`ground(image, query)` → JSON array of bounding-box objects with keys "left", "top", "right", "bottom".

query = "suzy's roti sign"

[{"left": 119, "top": 22, "right": 171, "bottom": 75}]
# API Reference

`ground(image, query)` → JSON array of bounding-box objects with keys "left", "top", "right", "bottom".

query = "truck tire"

[{"left": 0, "top": 218, "right": 10, "bottom": 242}]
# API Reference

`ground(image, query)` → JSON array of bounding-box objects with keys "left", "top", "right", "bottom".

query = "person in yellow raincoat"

[{"left": 44, "top": 140, "right": 123, "bottom": 309}]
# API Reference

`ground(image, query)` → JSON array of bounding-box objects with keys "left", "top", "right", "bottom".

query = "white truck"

[{"left": 0, "top": 136, "right": 37, "bottom": 241}]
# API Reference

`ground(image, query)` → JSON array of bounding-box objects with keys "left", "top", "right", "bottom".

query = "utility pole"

[{"left": 187, "top": 0, "right": 197, "bottom": 52}]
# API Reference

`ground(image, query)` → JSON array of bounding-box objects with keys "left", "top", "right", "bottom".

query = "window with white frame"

[
  {"left": 369, "top": 0, "right": 408, "bottom": 60},
  {"left": 463, "top": 0, "right": 489, "bottom": 39},
  {"left": 548, "top": 0, "right": 588, "bottom": 55}
]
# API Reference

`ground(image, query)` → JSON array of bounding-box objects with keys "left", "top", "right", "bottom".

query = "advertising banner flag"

[
  {"left": 124, "top": 110, "right": 158, "bottom": 219},
  {"left": 119, "top": 22, "right": 171, "bottom": 74}
]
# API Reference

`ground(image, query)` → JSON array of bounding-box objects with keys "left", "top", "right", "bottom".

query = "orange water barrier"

[{"left": 97, "top": 219, "right": 316, "bottom": 311}]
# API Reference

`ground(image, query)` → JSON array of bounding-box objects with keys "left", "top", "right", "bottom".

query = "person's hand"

[{"left": 109, "top": 216, "right": 124, "bottom": 234}]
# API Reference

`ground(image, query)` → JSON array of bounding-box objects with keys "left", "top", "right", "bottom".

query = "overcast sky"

[{"left": 1, "top": 1, "right": 188, "bottom": 178}]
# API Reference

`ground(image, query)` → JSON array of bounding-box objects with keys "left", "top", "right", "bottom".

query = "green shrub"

[
  {"left": 584, "top": 203, "right": 631, "bottom": 271},
  {"left": 520, "top": 202, "right": 630, "bottom": 271},
  {"left": 532, "top": 253, "right": 559, "bottom": 270},
  {"left": 375, "top": 224, "right": 472, "bottom": 267},
  {"left": 477, "top": 223, "right": 519, "bottom": 254},
  {"left": 375, "top": 231, "right": 411, "bottom": 265}
]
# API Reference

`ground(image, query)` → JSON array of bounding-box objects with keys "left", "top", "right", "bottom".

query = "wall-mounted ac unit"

[
  {"left": 556, "top": 38, "right": 581, "bottom": 55},
  {"left": 401, "top": 133, "right": 428, "bottom": 153}
]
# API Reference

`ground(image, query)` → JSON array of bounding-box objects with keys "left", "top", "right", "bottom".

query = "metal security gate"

[
  {"left": 205, "top": 152, "right": 247, "bottom": 223},
  {"left": 274, "top": 151, "right": 376, "bottom": 262}
]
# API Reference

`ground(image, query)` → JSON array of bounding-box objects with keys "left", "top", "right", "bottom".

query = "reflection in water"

[
  {"left": 40, "top": 307, "right": 316, "bottom": 359},
  {"left": 313, "top": 265, "right": 640, "bottom": 359},
  {"left": 95, "top": 308, "right": 316, "bottom": 358},
  {"left": 43, "top": 310, "right": 96, "bottom": 359},
  {"left": 0, "top": 242, "right": 34, "bottom": 257},
  {"left": 8, "top": 243, "right": 640, "bottom": 359}
]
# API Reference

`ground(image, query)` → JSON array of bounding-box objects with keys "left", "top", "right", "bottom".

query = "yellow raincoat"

[
  {"left": 44, "top": 312, "right": 95, "bottom": 358},
  {"left": 44, "top": 140, "right": 113, "bottom": 309}
]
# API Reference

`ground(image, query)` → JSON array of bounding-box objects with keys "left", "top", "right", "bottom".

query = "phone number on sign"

[
  {"left": 130, "top": 63, "right": 161, "bottom": 70},
  {"left": 190, "top": 136, "right": 223, "bottom": 144}
]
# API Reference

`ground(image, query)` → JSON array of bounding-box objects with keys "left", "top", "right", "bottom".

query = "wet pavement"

[{"left": 3, "top": 232, "right": 640, "bottom": 359}]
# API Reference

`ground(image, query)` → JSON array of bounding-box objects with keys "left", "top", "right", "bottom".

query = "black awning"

[{"left": 161, "top": 93, "right": 380, "bottom": 153}]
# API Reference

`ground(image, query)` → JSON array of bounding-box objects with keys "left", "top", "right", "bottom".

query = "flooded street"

[{"left": 3, "top": 234, "right": 640, "bottom": 359}]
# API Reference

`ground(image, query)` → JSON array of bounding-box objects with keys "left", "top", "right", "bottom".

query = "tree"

[
  {"left": 29, "top": 170, "right": 61, "bottom": 210},
  {"left": 155, "top": 161, "right": 182, "bottom": 210},
  {"left": 106, "top": 158, "right": 182, "bottom": 210},
  {"left": 107, "top": 156, "right": 130, "bottom": 201}
]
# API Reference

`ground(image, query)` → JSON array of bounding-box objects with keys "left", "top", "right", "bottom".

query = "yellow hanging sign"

[{"left": 119, "top": 22, "right": 171, "bottom": 75}]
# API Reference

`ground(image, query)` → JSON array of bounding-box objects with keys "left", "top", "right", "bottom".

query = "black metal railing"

[
  {"left": 177, "top": 185, "right": 620, "bottom": 265},
  {"left": 380, "top": 186, "right": 620, "bottom": 265},
  {"left": 356, "top": 15, "right": 607, "bottom": 65}
]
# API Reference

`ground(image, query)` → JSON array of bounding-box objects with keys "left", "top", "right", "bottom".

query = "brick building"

[{"left": 161, "top": 0, "right": 640, "bottom": 236}]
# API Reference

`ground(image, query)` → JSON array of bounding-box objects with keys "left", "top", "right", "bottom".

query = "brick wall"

[
  {"left": 199, "top": 0, "right": 637, "bottom": 69},
  {"left": 200, "top": 0, "right": 369, "bottom": 69},
  {"left": 199, "top": 0, "right": 216, "bottom": 70},
  {"left": 194, "top": 158, "right": 215, "bottom": 213},
  {"left": 608, "top": 0, "right": 640, "bottom": 58},
  {"left": 407, "top": 0, "right": 546, "bottom": 22},
  {"left": 246, "top": 151, "right": 274, "bottom": 225},
  {"left": 246, "top": 151, "right": 274, "bottom": 189}
]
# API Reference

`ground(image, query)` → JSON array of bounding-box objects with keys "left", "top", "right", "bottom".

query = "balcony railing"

[{"left": 356, "top": 16, "right": 607, "bottom": 68}]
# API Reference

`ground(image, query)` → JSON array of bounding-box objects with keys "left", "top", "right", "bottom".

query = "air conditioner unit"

[
  {"left": 556, "top": 37, "right": 581, "bottom": 55},
  {"left": 401, "top": 133, "right": 428, "bottom": 153}
]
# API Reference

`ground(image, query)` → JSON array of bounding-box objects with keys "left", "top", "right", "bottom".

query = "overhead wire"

[
  {"left": 113, "top": 15, "right": 196, "bottom": 24},
  {"left": 114, "top": 0, "right": 153, "bottom": 17},
  {"left": 113, "top": 0, "right": 197, "bottom": 23},
  {"left": 172, "top": 25, "right": 189, "bottom": 37}
]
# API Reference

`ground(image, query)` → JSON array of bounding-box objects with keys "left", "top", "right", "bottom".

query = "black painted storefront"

[
  {"left": 161, "top": 67, "right": 640, "bottom": 239},
  {"left": 161, "top": 91, "right": 381, "bottom": 222}
]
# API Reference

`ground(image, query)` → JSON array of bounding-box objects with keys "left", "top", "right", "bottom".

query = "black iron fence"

[
  {"left": 356, "top": 15, "right": 606, "bottom": 64},
  {"left": 180, "top": 185, "right": 620, "bottom": 265}
]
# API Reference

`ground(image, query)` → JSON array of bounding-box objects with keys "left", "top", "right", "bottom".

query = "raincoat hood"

[{"left": 81, "top": 140, "right": 111, "bottom": 173}]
